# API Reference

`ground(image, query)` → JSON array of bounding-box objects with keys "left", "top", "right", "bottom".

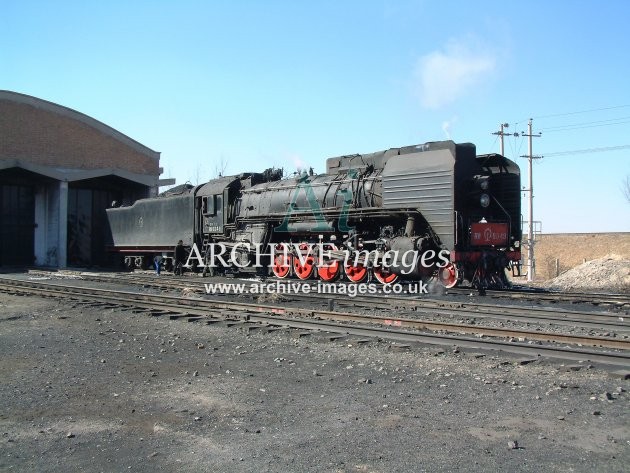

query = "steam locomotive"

[{"left": 106, "top": 140, "right": 522, "bottom": 288}]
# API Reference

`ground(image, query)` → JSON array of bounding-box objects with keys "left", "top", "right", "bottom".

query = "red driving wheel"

[
  {"left": 373, "top": 265, "right": 398, "bottom": 284},
  {"left": 344, "top": 263, "right": 368, "bottom": 283},
  {"left": 272, "top": 244, "right": 292, "bottom": 278},
  {"left": 293, "top": 255, "right": 315, "bottom": 280},
  {"left": 438, "top": 262, "right": 459, "bottom": 288},
  {"left": 293, "top": 243, "right": 315, "bottom": 280},
  {"left": 317, "top": 243, "right": 340, "bottom": 282},
  {"left": 318, "top": 261, "right": 340, "bottom": 281}
]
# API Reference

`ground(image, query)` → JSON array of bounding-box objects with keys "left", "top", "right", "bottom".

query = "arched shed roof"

[{"left": 0, "top": 90, "right": 160, "bottom": 180}]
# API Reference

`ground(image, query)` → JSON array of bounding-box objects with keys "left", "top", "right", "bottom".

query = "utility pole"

[
  {"left": 521, "top": 119, "right": 542, "bottom": 282},
  {"left": 492, "top": 123, "right": 518, "bottom": 156}
]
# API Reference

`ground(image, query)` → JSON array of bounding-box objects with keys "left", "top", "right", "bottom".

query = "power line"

[
  {"left": 486, "top": 134, "right": 499, "bottom": 155},
  {"left": 514, "top": 133, "right": 525, "bottom": 158},
  {"left": 530, "top": 104, "right": 630, "bottom": 120},
  {"left": 542, "top": 116, "right": 630, "bottom": 131},
  {"left": 542, "top": 119, "right": 630, "bottom": 133},
  {"left": 542, "top": 144, "right": 630, "bottom": 157}
]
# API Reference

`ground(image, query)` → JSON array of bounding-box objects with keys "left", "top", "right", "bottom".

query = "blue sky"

[{"left": 2, "top": 0, "right": 629, "bottom": 232}]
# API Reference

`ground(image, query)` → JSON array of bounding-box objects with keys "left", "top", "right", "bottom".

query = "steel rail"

[
  {"left": 448, "top": 286, "right": 630, "bottom": 306},
  {"left": 2, "top": 278, "right": 629, "bottom": 369},
  {"left": 20, "top": 269, "right": 630, "bottom": 306},
  {"left": 243, "top": 314, "right": 630, "bottom": 368},
  {"left": 59, "top": 272, "right": 629, "bottom": 333},
  {"left": 1, "top": 277, "right": 629, "bottom": 352},
  {"left": 122, "top": 272, "right": 630, "bottom": 305}
]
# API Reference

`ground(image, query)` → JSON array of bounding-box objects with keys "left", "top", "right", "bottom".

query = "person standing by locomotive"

[{"left": 174, "top": 240, "right": 186, "bottom": 276}]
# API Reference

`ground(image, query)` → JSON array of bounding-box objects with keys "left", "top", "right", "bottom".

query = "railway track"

[
  {"left": 1, "top": 276, "right": 629, "bottom": 369},
  {"left": 38, "top": 271, "right": 629, "bottom": 335},
  {"left": 21, "top": 269, "right": 630, "bottom": 308},
  {"left": 448, "top": 285, "right": 630, "bottom": 307}
]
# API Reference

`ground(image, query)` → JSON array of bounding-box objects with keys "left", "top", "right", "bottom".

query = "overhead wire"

[
  {"left": 487, "top": 134, "right": 499, "bottom": 154},
  {"left": 492, "top": 106, "right": 629, "bottom": 161},
  {"left": 542, "top": 115, "right": 630, "bottom": 130},
  {"left": 511, "top": 105, "right": 630, "bottom": 129},
  {"left": 530, "top": 104, "right": 630, "bottom": 120},
  {"left": 542, "top": 145, "right": 630, "bottom": 157},
  {"left": 542, "top": 117, "right": 630, "bottom": 133}
]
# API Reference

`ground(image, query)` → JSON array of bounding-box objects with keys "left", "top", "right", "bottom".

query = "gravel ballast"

[{"left": 0, "top": 293, "right": 628, "bottom": 472}]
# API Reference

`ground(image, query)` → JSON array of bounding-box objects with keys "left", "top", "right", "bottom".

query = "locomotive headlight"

[
  {"left": 480, "top": 193, "right": 490, "bottom": 208},
  {"left": 474, "top": 175, "right": 490, "bottom": 191}
]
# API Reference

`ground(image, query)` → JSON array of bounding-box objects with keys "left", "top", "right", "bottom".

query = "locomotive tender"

[{"left": 106, "top": 140, "right": 522, "bottom": 288}]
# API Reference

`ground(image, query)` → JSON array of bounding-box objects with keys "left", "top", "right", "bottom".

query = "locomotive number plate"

[{"left": 470, "top": 222, "right": 509, "bottom": 246}]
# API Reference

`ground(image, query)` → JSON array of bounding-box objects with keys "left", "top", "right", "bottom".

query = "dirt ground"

[
  {"left": 525, "top": 233, "right": 630, "bottom": 281},
  {"left": 1, "top": 292, "right": 629, "bottom": 472}
]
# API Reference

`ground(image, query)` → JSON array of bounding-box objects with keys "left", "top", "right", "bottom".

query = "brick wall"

[
  {"left": 0, "top": 98, "right": 159, "bottom": 176},
  {"left": 532, "top": 233, "right": 630, "bottom": 280}
]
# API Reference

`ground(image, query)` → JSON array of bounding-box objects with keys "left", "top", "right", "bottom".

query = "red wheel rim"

[
  {"left": 272, "top": 244, "right": 291, "bottom": 278},
  {"left": 317, "top": 243, "right": 340, "bottom": 282},
  {"left": 293, "top": 255, "right": 315, "bottom": 280},
  {"left": 292, "top": 242, "right": 314, "bottom": 280},
  {"left": 344, "top": 264, "right": 368, "bottom": 283},
  {"left": 438, "top": 263, "right": 458, "bottom": 288},
  {"left": 373, "top": 266, "right": 398, "bottom": 284},
  {"left": 318, "top": 260, "right": 340, "bottom": 281}
]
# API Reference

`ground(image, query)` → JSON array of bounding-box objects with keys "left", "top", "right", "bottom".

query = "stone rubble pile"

[{"left": 545, "top": 254, "right": 630, "bottom": 292}]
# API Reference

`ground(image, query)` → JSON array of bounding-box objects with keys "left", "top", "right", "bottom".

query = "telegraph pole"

[
  {"left": 521, "top": 119, "right": 542, "bottom": 282},
  {"left": 492, "top": 123, "right": 518, "bottom": 156}
]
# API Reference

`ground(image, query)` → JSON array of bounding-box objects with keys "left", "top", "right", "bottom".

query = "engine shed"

[{"left": 0, "top": 90, "right": 174, "bottom": 268}]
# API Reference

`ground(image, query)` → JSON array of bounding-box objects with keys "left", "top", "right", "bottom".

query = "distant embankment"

[{"left": 531, "top": 233, "right": 630, "bottom": 281}]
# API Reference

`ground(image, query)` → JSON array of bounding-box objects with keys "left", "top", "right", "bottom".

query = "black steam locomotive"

[{"left": 106, "top": 140, "right": 522, "bottom": 288}]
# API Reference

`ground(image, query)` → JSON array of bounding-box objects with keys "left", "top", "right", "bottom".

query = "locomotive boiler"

[{"left": 106, "top": 140, "right": 522, "bottom": 288}]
